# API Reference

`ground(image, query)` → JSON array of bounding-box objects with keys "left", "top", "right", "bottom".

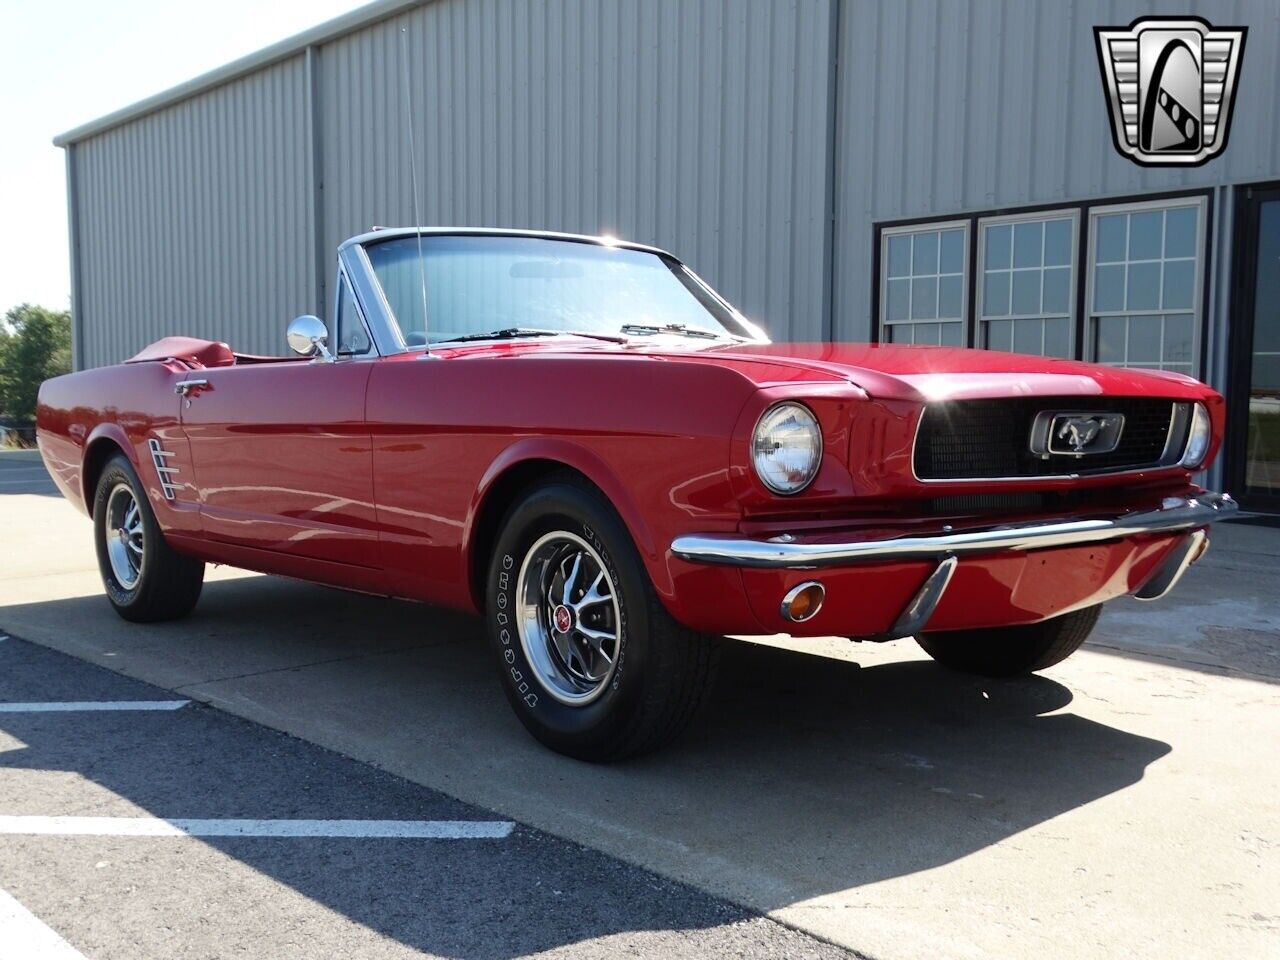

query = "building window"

[
  {"left": 880, "top": 222, "right": 967, "bottom": 346},
  {"left": 977, "top": 211, "right": 1077, "bottom": 358},
  {"left": 1085, "top": 197, "right": 1205, "bottom": 374}
]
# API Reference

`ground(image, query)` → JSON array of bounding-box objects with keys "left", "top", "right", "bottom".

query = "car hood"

[
  {"left": 428, "top": 338, "right": 1213, "bottom": 404},
  {"left": 679, "top": 342, "right": 1213, "bottom": 403}
]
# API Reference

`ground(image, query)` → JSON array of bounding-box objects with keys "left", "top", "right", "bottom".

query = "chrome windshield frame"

[{"left": 337, "top": 227, "right": 766, "bottom": 355}]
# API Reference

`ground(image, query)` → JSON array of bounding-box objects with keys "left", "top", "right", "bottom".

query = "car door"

[{"left": 180, "top": 282, "right": 379, "bottom": 569}]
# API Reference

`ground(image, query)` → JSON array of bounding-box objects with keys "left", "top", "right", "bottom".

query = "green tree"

[{"left": 0, "top": 304, "right": 72, "bottom": 422}]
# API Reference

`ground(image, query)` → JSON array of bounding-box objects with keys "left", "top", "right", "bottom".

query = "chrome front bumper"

[
  {"left": 671, "top": 492, "right": 1237, "bottom": 569},
  {"left": 672, "top": 491, "right": 1235, "bottom": 641}
]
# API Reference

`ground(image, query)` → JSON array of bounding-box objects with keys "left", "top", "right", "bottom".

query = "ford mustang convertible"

[{"left": 37, "top": 228, "right": 1236, "bottom": 759}]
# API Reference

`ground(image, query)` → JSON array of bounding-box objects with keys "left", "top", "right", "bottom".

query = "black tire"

[
  {"left": 915, "top": 604, "right": 1102, "bottom": 678},
  {"left": 486, "top": 477, "right": 718, "bottom": 761},
  {"left": 93, "top": 453, "right": 205, "bottom": 622}
]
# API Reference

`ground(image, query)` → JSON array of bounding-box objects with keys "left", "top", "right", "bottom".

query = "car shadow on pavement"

[{"left": 0, "top": 578, "right": 1173, "bottom": 958}]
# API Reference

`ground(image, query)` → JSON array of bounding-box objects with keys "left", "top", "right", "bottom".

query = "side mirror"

[{"left": 286, "top": 315, "right": 333, "bottom": 361}]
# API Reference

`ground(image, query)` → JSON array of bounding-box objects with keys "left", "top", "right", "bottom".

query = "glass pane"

[
  {"left": 1013, "top": 221, "right": 1043, "bottom": 268},
  {"left": 1162, "top": 259, "right": 1194, "bottom": 310},
  {"left": 1095, "top": 214, "right": 1127, "bottom": 263},
  {"left": 886, "top": 278, "right": 910, "bottom": 321},
  {"left": 1013, "top": 318, "right": 1042, "bottom": 354},
  {"left": 913, "top": 322, "right": 940, "bottom": 345},
  {"left": 912, "top": 277, "right": 938, "bottom": 319},
  {"left": 1044, "top": 218, "right": 1072, "bottom": 266},
  {"left": 1164, "top": 313, "right": 1194, "bottom": 364},
  {"left": 940, "top": 322, "right": 963, "bottom": 346},
  {"left": 1165, "top": 206, "right": 1198, "bottom": 259},
  {"left": 1127, "top": 315, "right": 1161, "bottom": 362},
  {"left": 985, "top": 224, "right": 1012, "bottom": 270},
  {"left": 883, "top": 324, "right": 902, "bottom": 344},
  {"left": 1129, "top": 210, "right": 1163, "bottom": 260},
  {"left": 1096, "top": 315, "right": 1126, "bottom": 362},
  {"left": 984, "top": 271, "right": 1010, "bottom": 316},
  {"left": 1127, "top": 262, "right": 1161, "bottom": 311},
  {"left": 986, "top": 319, "right": 1013, "bottom": 351},
  {"left": 366, "top": 234, "right": 740, "bottom": 342},
  {"left": 1012, "top": 270, "right": 1040, "bottom": 315},
  {"left": 940, "top": 230, "right": 964, "bottom": 274},
  {"left": 1044, "top": 317, "right": 1071, "bottom": 357},
  {"left": 938, "top": 275, "right": 962, "bottom": 319},
  {"left": 1094, "top": 264, "right": 1125, "bottom": 312},
  {"left": 913, "top": 232, "right": 939, "bottom": 274},
  {"left": 1042, "top": 267, "right": 1071, "bottom": 314},
  {"left": 887, "top": 235, "right": 911, "bottom": 277}
]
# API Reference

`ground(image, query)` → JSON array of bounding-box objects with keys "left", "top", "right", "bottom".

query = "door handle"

[{"left": 175, "top": 379, "right": 209, "bottom": 397}]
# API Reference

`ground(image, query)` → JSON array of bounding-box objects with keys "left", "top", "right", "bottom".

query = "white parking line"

[
  {"left": 0, "top": 701, "right": 190, "bottom": 713},
  {"left": 0, "top": 886, "right": 87, "bottom": 960},
  {"left": 0, "top": 816, "right": 515, "bottom": 839}
]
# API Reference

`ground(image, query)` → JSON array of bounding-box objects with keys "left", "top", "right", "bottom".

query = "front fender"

[{"left": 467, "top": 437, "right": 666, "bottom": 592}]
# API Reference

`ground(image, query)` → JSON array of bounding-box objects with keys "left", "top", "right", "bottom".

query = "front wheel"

[
  {"left": 915, "top": 604, "right": 1102, "bottom": 677},
  {"left": 486, "top": 478, "right": 718, "bottom": 761},
  {"left": 93, "top": 453, "right": 205, "bottom": 622}
]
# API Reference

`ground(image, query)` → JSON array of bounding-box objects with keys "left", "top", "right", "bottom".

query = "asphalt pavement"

[
  {"left": 1, "top": 448, "right": 1277, "bottom": 959},
  {"left": 0, "top": 632, "right": 845, "bottom": 959}
]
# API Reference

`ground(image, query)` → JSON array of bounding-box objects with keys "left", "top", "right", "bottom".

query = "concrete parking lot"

[{"left": 1, "top": 448, "right": 1277, "bottom": 959}]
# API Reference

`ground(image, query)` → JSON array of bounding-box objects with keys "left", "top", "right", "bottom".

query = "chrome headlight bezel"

[
  {"left": 1181, "top": 402, "right": 1212, "bottom": 469},
  {"left": 751, "top": 401, "right": 823, "bottom": 495}
]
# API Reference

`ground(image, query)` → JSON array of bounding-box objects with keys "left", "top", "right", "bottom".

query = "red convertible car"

[{"left": 37, "top": 228, "right": 1235, "bottom": 759}]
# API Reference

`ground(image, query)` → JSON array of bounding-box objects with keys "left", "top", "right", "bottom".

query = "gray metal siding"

[
  {"left": 832, "top": 0, "right": 1280, "bottom": 343},
  {"left": 315, "top": 0, "right": 833, "bottom": 338},
  {"left": 74, "top": 56, "right": 313, "bottom": 367},
  {"left": 64, "top": 0, "right": 1280, "bottom": 367}
]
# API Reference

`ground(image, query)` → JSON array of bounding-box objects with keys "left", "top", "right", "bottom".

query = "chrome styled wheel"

[
  {"left": 104, "top": 482, "right": 144, "bottom": 589},
  {"left": 516, "top": 531, "right": 621, "bottom": 705}
]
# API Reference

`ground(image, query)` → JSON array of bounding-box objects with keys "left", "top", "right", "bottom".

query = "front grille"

[{"left": 914, "top": 397, "right": 1186, "bottom": 480}]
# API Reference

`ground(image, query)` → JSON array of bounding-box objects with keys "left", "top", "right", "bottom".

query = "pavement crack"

[{"left": 170, "top": 641, "right": 457, "bottom": 690}]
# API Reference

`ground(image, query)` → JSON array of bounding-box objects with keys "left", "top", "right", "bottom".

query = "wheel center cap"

[{"left": 552, "top": 604, "right": 574, "bottom": 634}]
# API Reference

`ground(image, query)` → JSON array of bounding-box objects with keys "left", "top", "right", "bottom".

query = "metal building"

[{"left": 56, "top": 0, "right": 1280, "bottom": 508}]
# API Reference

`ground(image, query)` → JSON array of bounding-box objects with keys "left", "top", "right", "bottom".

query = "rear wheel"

[
  {"left": 93, "top": 454, "right": 204, "bottom": 622},
  {"left": 486, "top": 477, "right": 718, "bottom": 761},
  {"left": 915, "top": 604, "right": 1101, "bottom": 677}
]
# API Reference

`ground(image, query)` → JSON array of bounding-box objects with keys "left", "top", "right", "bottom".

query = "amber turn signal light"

[{"left": 780, "top": 581, "right": 825, "bottom": 623}]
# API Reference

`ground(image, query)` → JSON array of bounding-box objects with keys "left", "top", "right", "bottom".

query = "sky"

[{"left": 0, "top": 0, "right": 369, "bottom": 318}]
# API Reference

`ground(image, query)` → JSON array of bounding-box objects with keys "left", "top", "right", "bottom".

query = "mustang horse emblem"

[{"left": 1058, "top": 417, "right": 1105, "bottom": 452}]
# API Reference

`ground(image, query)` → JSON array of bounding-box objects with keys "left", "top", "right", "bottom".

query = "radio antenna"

[{"left": 398, "top": 26, "right": 429, "bottom": 348}]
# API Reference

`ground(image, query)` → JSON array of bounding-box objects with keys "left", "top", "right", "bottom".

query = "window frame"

[
  {"left": 871, "top": 188, "right": 1213, "bottom": 380},
  {"left": 1082, "top": 194, "right": 1208, "bottom": 375},
  {"left": 878, "top": 219, "right": 970, "bottom": 346},
  {"left": 333, "top": 262, "right": 379, "bottom": 359},
  {"left": 974, "top": 208, "right": 1080, "bottom": 358}
]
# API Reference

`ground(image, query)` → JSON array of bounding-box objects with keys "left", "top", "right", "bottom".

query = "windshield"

[{"left": 362, "top": 235, "right": 751, "bottom": 346}]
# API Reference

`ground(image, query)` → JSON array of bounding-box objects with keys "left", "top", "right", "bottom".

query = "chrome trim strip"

[
  {"left": 671, "top": 492, "right": 1237, "bottom": 569},
  {"left": 1132, "top": 529, "right": 1209, "bottom": 601},
  {"left": 147, "top": 438, "right": 183, "bottom": 500},
  {"left": 339, "top": 243, "right": 406, "bottom": 356}
]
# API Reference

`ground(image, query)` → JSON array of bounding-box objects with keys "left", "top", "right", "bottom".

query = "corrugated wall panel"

[
  {"left": 74, "top": 56, "right": 313, "bottom": 367},
  {"left": 833, "top": 0, "right": 1280, "bottom": 342},
  {"left": 316, "top": 0, "right": 834, "bottom": 339}
]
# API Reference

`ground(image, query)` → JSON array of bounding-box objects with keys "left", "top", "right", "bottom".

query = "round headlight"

[
  {"left": 1181, "top": 402, "right": 1211, "bottom": 468},
  {"left": 751, "top": 402, "right": 822, "bottom": 494}
]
